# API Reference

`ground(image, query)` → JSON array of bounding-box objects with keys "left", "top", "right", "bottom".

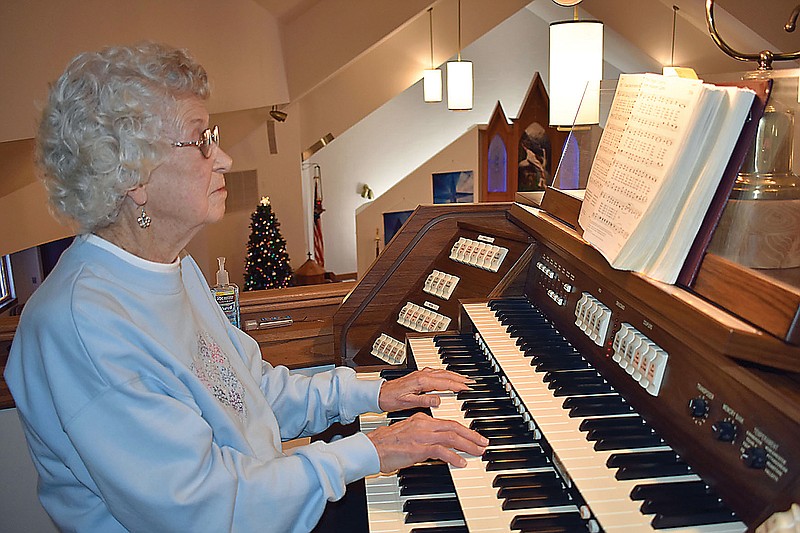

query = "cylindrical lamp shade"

[
  {"left": 549, "top": 20, "right": 603, "bottom": 127},
  {"left": 423, "top": 68, "right": 443, "bottom": 102},
  {"left": 447, "top": 60, "right": 473, "bottom": 110}
]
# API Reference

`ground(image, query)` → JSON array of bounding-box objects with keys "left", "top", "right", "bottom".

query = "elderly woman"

[{"left": 4, "top": 42, "right": 487, "bottom": 532}]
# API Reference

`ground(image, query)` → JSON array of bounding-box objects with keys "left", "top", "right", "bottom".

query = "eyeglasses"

[{"left": 172, "top": 125, "right": 219, "bottom": 159}]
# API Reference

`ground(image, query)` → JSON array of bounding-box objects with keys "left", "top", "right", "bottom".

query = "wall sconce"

[
  {"left": 447, "top": 0, "right": 473, "bottom": 110},
  {"left": 360, "top": 184, "right": 374, "bottom": 199},
  {"left": 423, "top": 7, "right": 442, "bottom": 103},
  {"left": 548, "top": 0, "right": 602, "bottom": 127}
]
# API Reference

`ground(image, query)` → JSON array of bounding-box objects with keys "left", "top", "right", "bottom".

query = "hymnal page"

[
  {"left": 578, "top": 74, "right": 642, "bottom": 229},
  {"left": 647, "top": 85, "right": 754, "bottom": 282},
  {"left": 578, "top": 74, "right": 704, "bottom": 265}
]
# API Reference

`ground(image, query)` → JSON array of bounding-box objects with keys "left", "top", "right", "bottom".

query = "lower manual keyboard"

[{"left": 408, "top": 336, "right": 596, "bottom": 533}]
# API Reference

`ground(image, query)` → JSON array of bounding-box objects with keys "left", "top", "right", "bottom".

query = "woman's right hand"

[{"left": 365, "top": 412, "right": 488, "bottom": 473}]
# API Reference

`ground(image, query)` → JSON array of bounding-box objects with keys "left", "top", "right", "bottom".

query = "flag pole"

[{"left": 312, "top": 165, "right": 325, "bottom": 268}]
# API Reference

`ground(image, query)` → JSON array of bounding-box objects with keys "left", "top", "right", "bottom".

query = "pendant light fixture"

[
  {"left": 548, "top": 0, "right": 603, "bottom": 127},
  {"left": 423, "top": 7, "right": 442, "bottom": 102},
  {"left": 447, "top": 0, "right": 473, "bottom": 110},
  {"left": 662, "top": 5, "right": 698, "bottom": 78}
]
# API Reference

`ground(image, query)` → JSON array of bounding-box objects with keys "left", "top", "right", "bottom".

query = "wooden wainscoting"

[
  {"left": 240, "top": 281, "right": 355, "bottom": 369},
  {"left": 0, "top": 281, "right": 355, "bottom": 409}
]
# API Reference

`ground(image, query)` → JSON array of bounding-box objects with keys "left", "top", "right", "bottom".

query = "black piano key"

[
  {"left": 543, "top": 369, "right": 599, "bottom": 383},
  {"left": 409, "top": 527, "right": 469, "bottom": 533},
  {"left": 563, "top": 394, "right": 623, "bottom": 408},
  {"left": 445, "top": 361, "right": 494, "bottom": 371},
  {"left": 651, "top": 509, "right": 739, "bottom": 529},
  {"left": 457, "top": 388, "right": 506, "bottom": 400},
  {"left": 446, "top": 367, "right": 493, "bottom": 377},
  {"left": 493, "top": 471, "right": 560, "bottom": 488},
  {"left": 554, "top": 382, "right": 615, "bottom": 396},
  {"left": 460, "top": 398, "right": 516, "bottom": 411},
  {"left": 516, "top": 335, "right": 569, "bottom": 347},
  {"left": 464, "top": 406, "right": 519, "bottom": 418},
  {"left": 529, "top": 351, "right": 584, "bottom": 365},
  {"left": 441, "top": 353, "right": 484, "bottom": 363},
  {"left": 495, "top": 309, "right": 547, "bottom": 321},
  {"left": 570, "top": 403, "right": 635, "bottom": 417},
  {"left": 510, "top": 512, "right": 589, "bottom": 532},
  {"left": 399, "top": 467, "right": 452, "bottom": 483},
  {"left": 501, "top": 489, "right": 574, "bottom": 510},
  {"left": 489, "top": 296, "right": 532, "bottom": 308},
  {"left": 499, "top": 483, "right": 567, "bottom": 499},
  {"left": 593, "top": 433, "right": 666, "bottom": 451},
  {"left": 387, "top": 407, "right": 431, "bottom": 419},
  {"left": 534, "top": 358, "right": 592, "bottom": 372},
  {"left": 641, "top": 494, "right": 727, "bottom": 515},
  {"left": 484, "top": 447, "right": 544, "bottom": 460},
  {"left": 462, "top": 375, "right": 503, "bottom": 386},
  {"left": 477, "top": 425, "right": 531, "bottom": 437},
  {"left": 498, "top": 318, "right": 545, "bottom": 329},
  {"left": 523, "top": 344, "right": 578, "bottom": 357},
  {"left": 519, "top": 524, "right": 584, "bottom": 533},
  {"left": 630, "top": 480, "right": 712, "bottom": 501},
  {"left": 563, "top": 395, "right": 635, "bottom": 417},
  {"left": 510, "top": 326, "right": 559, "bottom": 336},
  {"left": 616, "top": 462, "right": 693, "bottom": 480},
  {"left": 400, "top": 477, "right": 456, "bottom": 496},
  {"left": 403, "top": 497, "right": 464, "bottom": 523},
  {"left": 462, "top": 380, "right": 504, "bottom": 391},
  {"left": 586, "top": 424, "right": 656, "bottom": 441},
  {"left": 380, "top": 368, "right": 414, "bottom": 380},
  {"left": 606, "top": 450, "right": 682, "bottom": 468},
  {"left": 487, "top": 434, "right": 537, "bottom": 447},
  {"left": 487, "top": 456, "right": 551, "bottom": 471},
  {"left": 398, "top": 461, "right": 447, "bottom": 475},
  {"left": 469, "top": 416, "right": 526, "bottom": 430},
  {"left": 579, "top": 415, "right": 647, "bottom": 432},
  {"left": 546, "top": 370, "right": 604, "bottom": 387},
  {"left": 496, "top": 315, "right": 546, "bottom": 327}
]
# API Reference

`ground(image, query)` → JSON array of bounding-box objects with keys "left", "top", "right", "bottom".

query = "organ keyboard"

[{"left": 336, "top": 203, "right": 800, "bottom": 532}]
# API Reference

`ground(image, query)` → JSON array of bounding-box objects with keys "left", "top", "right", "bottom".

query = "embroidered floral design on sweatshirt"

[{"left": 192, "top": 332, "right": 247, "bottom": 421}]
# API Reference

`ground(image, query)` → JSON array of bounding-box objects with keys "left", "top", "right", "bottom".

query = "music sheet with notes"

[
  {"left": 577, "top": 73, "right": 757, "bottom": 284},
  {"left": 578, "top": 74, "right": 705, "bottom": 263}
]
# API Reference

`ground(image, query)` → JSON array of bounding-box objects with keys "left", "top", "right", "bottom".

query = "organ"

[{"left": 332, "top": 200, "right": 800, "bottom": 532}]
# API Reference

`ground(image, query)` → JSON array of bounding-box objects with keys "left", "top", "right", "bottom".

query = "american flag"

[{"left": 313, "top": 173, "right": 325, "bottom": 268}]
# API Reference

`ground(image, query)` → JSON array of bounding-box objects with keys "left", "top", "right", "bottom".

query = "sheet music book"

[{"left": 577, "top": 73, "right": 759, "bottom": 284}]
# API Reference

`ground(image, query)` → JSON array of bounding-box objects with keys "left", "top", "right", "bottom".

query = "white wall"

[{"left": 307, "top": 1, "right": 659, "bottom": 275}]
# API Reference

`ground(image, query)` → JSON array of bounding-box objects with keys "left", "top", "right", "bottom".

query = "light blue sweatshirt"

[{"left": 4, "top": 234, "right": 382, "bottom": 532}]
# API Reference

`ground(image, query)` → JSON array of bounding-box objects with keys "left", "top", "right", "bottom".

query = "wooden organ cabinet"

[{"left": 332, "top": 201, "right": 800, "bottom": 533}]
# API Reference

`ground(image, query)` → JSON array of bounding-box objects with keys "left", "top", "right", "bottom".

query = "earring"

[{"left": 137, "top": 206, "right": 151, "bottom": 229}]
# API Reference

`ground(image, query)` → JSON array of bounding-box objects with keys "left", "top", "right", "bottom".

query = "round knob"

[
  {"left": 711, "top": 420, "right": 738, "bottom": 442},
  {"left": 742, "top": 447, "right": 768, "bottom": 469},
  {"left": 688, "top": 397, "right": 709, "bottom": 418}
]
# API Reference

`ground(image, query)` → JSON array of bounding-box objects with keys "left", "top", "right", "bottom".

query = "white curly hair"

[{"left": 36, "top": 42, "right": 210, "bottom": 232}]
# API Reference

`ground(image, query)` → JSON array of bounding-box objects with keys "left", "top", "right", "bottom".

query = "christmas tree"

[{"left": 244, "top": 197, "right": 293, "bottom": 290}]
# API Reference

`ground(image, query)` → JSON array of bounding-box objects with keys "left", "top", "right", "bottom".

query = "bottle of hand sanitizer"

[{"left": 211, "top": 257, "right": 240, "bottom": 328}]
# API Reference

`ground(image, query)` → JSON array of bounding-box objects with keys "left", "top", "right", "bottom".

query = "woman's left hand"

[{"left": 378, "top": 367, "right": 473, "bottom": 412}]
